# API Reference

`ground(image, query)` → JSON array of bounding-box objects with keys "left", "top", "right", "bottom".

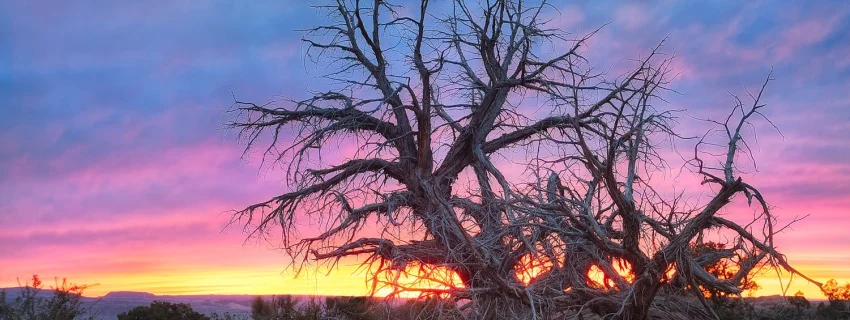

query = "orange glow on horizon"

[{"left": 2, "top": 260, "right": 843, "bottom": 301}]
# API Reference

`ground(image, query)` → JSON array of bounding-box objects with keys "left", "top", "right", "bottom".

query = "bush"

[
  {"left": 324, "top": 297, "right": 376, "bottom": 320},
  {"left": 209, "top": 312, "right": 251, "bottom": 320},
  {"left": 117, "top": 301, "right": 208, "bottom": 320},
  {"left": 787, "top": 291, "right": 810, "bottom": 311},
  {"left": 711, "top": 298, "right": 754, "bottom": 320},
  {"left": 817, "top": 300, "right": 850, "bottom": 320},
  {"left": 0, "top": 275, "right": 95, "bottom": 320},
  {"left": 251, "top": 295, "right": 299, "bottom": 320},
  {"left": 387, "top": 298, "right": 462, "bottom": 320},
  {"left": 250, "top": 295, "right": 321, "bottom": 320}
]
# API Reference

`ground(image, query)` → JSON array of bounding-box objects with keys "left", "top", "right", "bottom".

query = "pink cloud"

[
  {"left": 614, "top": 3, "right": 649, "bottom": 31},
  {"left": 667, "top": 54, "right": 696, "bottom": 80},
  {"left": 547, "top": 4, "right": 585, "bottom": 30},
  {"left": 773, "top": 14, "right": 842, "bottom": 61}
]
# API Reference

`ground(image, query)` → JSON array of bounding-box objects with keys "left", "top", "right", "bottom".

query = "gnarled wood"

[{"left": 227, "top": 1, "right": 817, "bottom": 319}]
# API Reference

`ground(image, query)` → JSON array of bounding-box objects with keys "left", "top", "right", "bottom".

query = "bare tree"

[{"left": 227, "top": 1, "right": 818, "bottom": 319}]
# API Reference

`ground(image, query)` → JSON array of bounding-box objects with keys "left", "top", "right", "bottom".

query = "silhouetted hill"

[
  {"left": 1, "top": 287, "right": 102, "bottom": 304},
  {"left": 1, "top": 287, "right": 59, "bottom": 300},
  {"left": 103, "top": 291, "right": 156, "bottom": 300},
  {"left": 1, "top": 288, "right": 255, "bottom": 319}
]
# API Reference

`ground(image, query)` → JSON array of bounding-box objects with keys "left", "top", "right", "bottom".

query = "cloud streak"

[{"left": 1, "top": 0, "right": 848, "bottom": 299}]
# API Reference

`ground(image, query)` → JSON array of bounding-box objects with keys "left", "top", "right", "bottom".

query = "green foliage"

[
  {"left": 117, "top": 301, "right": 208, "bottom": 320},
  {"left": 0, "top": 275, "right": 95, "bottom": 320}
]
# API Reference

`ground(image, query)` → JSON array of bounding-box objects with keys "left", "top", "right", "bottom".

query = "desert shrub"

[
  {"left": 0, "top": 291, "right": 10, "bottom": 316},
  {"left": 297, "top": 297, "right": 322, "bottom": 320},
  {"left": 251, "top": 295, "right": 296, "bottom": 320},
  {"left": 324, "top": 297, "right": 376, "bottom": 320},
  {"left": 388, "top": 298, "right": 462, "bottom": 320},
  {"left": 710, "top": 298, "right": 754, "bottom": 320},
  {"left": 787, "top": 291, "right": 810, "bottom": 311},
  {"left": 0, "top": 275, "right": 95, "bottom": 320},
  {"left": 817, "top": 300, "right": 849, "bottom": 320},
  {"left": 117, "top": 300, "right": 208, "bottom": 320},
  {"left": 209, "top": 312, "right": 251, "bottom": 320},
  {"left": 754, "top": 304, "right": 808, "bottom": 320},
  {"left": 249, "top": 295, "right": 321, "bottom": 320}
]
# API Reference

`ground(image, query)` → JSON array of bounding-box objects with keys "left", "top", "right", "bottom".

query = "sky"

[{"left": 1, "top": 0, "right": 849, "bottom": 299}]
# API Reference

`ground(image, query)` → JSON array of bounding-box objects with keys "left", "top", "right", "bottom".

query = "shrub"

[
  {"left": 250, "top": 295, "right": 321, "bottom": 320},
  {"left": 324, "top": 297, "right": 375, "bottom": 320},
  {"left": 209, "top": 312, "right": 251, "bottom": 320},
  {"left": 0, "top": 275, "right": 95, "bottom": 320},
  {"left": 388, "top": 298, "right": 462, "bottom": 320},
  {"left": 787, "top": 291, "right": 810, "bottom": 311},
  {"left": 117, "top": 300, "right": 208, "bottom": 320}
]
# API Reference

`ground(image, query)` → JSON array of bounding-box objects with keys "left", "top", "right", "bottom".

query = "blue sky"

[{"left": 1, "top": 0, "right": 848, "bottom": 297}]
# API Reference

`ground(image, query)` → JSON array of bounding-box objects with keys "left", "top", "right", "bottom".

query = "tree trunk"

[{"left": 617, "top": 267, "right": 662, "bottom": 320}]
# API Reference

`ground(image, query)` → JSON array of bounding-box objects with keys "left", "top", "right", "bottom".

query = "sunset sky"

[{"left": 1, "top": 1, "right": 848, "bottom": 299}]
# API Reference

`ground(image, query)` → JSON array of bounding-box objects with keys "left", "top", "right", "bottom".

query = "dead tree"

[{"left": 227, "top": 1, "right": 818, "bottom": 319}]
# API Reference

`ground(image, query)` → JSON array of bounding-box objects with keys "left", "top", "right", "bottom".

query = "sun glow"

[
  {"left": 587, "top": 259, "right": 635, "bottom": 289},
  {"left": 515, "top": 254, "right": 557, "bottom": 285},
  {"left": 371, "top": 263, "right": 465, "bottom": 299}
]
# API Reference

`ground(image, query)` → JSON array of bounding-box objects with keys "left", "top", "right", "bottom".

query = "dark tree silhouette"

[
  {"left": 228, "top": 0, "right": 819, "bottom": 318},
  {"left": 117, "top": 301, "right": 208, "bottom": 320},
  {"left": 787, "top": 291, "right": 810, "bottom": 311}
]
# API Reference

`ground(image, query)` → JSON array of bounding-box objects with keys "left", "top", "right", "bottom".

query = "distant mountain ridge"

[
  {"left": 1, "top": 287, "right": 68, "bottom": 299},
  {"left": 1, "top": 288, "right": 255, "bottom": 319},
  {"left": 1, "top": 287, "right": 342, "bottom": 320},
  {"left": 0, "top": 287, "right": 309, "bottom": 299},
  {"left": 102, "top": 291, "right": 156, "bottom": 299}
]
